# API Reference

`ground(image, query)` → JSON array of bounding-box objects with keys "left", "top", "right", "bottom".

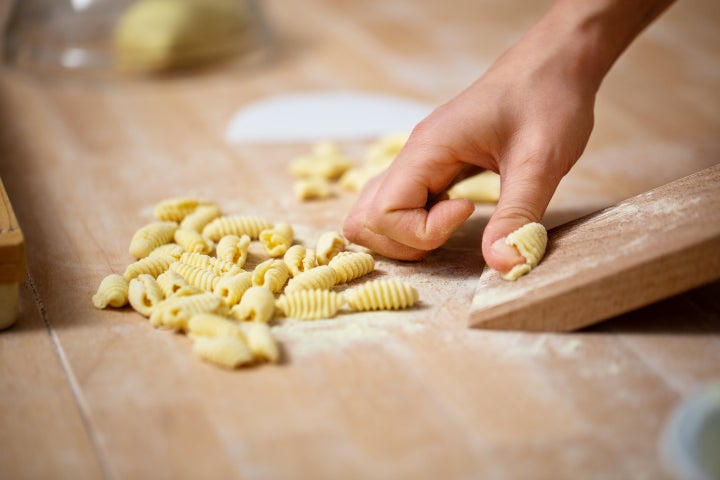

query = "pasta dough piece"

[
  {"left": 293, "top": 177, "right": 331, "bottom": 201},
  {"left": 500, "top": 222, "right": 548, "bottom": 281},
  {"left": 174, "top": 228, "right": 213, "bottom": 254},
  {"left": 259, "top": 222, "right": 293, "bottom": 257},
  {"left": 283, "top": 245, "right": 316, "bottom": 277},
  {"left": 92, "top": 274, "right": 129, "bottom": 309},
  {"left": 192, "top": 336, "right": 254, "bottom": 369},
  {"left": 328, "top": 251, "right": 375, "bottom": 284},
  {"left": 363, "top": 132, "right": 409, "bottom": 166},
  {"left": 447, "top": 171, "right": 501, "bottom": 203},
  {"left": 150, "top": 292, "right": 228, "bottom": 331},
  {"left": 230, "top": 286, "right": 275, "bottom": 323},
  {"left": 180, "top": 251, "right": 243, "bottom": 276},
  {"left": 252, "top": 259, "right": 289, "bottom": 293},
  {"left": 129, "top": 221, "right": 178, "bottom": 258},
  {"left": 170, "top": 261, "right": 220, "bottom": 292},
  {"left": 238, "top": 322, "right": 279, "bottom": 363},
  {"left": 284, "top": 265, "right": 337, "bottom": 294},
  {"left": 215, "top": 234, "right": 251, "bottom": 267},
  {"left": 276, "top": 289, "right": 345, "bottom": 320},
  {"left": 128, "top": 274, "right": 165, "bottom": 317},
  {"left": 156, "top": 270, "right": 190, "bottom": 297},
  {"left": 213, "top": 271, "right": 253, "bottom": 307},
  {"left": 179, "top": 204, "right": 222, "bottom": 232},
  {"left": 316, "top": 231, "right": 348, "bottom": 265},
  {"left": 187, "top": 312, "right": 244, "bottom": 340},
  {"left": 288, "top": 142, "right": 354, "bottom": 180},
  {"left": 153, "top": 197, "right": 213, "bottom": 222},
  {"left": 346, "top": 279, "right": 418, "bottom": 311},
  {"left": 149, "top": 243, "right": 185, "bottom": 259},
  {"left": 202, "top": 215, "right": 273, "bottom": 241},
  {"left": 123, "top": 254, "right": 176, "bottom": 281}
]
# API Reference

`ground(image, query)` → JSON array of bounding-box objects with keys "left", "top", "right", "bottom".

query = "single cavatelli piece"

[
  {"left": 215, "top": 234, "right": 251, "bottom": 267},
  {"left": 283, "top": 245, "right": 316, "bottom": 277},
  {"left": 153, "top": 197, "right": 213, "bottom": 222},
  {"left": 129, "top": 221, "right": 178, "bottom": 259},
  {"left": 328, "top": 251, "right": 375, "bottom": 284},
  {"left": 179, "top": 204, "right": 222, "bottom": 232},
  {"left": 128, "top": 274, "right": 165, "bottom": 317},
  {"left": 214, "top": 271, "right": 253, "bottom": 307},
  {"left": 170, "top": 261, "right": 220, "bottom": 292},
  {"left": 192, "top": 336, "right": 254, "bottom": 369},
  {"left": 156, "top": 270, "right": 190, "bottom": 297},
  {"left": 92, "top": 274, "right": 129, "bottom": 309},
  {"left": 202, "top": 215, "right": 273, "bottom": 241},
  {"left": 259, "top": 222, "right": 294, "bottom": 257},
  {"left": 123, "top": 254, "right": 176, "bottom": 281},
  {"left": 276, "top": 289, "right": 345, "bottom": 320},
  {"left": 252, "top": 259, "right": 289, "bottom": 293},
  {"left": 230, "top": 286, "right": 276, "bottom": 323},
  {"left": 284, "top": 265, "right": 337, "bottom": 294},
  {"left": 345, "top": 279, "right": 418, "bottom": 311},
  {"left": 180, "top": 251, "right": 243, "bottom": 276},
  {"left": 150, "top": 292, "right": 228, "bottom": 331},
  {"left": 174, "top": 228, "right": 213, "bottom": 254}
]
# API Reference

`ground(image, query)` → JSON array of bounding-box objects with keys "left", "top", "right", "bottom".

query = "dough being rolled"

[{"left": 501, "top": 222, "right": 547, "bottom": 281}]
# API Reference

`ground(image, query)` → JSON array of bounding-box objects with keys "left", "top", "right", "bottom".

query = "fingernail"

[{"left": 491, "top": 238, "right": 524, "bottom": 269}]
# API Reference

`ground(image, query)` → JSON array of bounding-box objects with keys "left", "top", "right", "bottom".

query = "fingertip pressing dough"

[{"left": 500, "top": 222, "right": 548, "bottom": 281}]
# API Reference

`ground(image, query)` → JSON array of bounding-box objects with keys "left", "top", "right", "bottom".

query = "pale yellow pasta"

[
  {"left": 283, "top": 245, "right": 316, "bottom": 277},
  {"left": 363, "top": 132, "right": 409, "bottom": 166},
  {"left": 180, "top": 251, "right": 243, "bottom": 276},
  {"left": 170, "top": 261, "right": 220, "bottom": 292},
  {"left": 259, "top": 222, "right": 293, "bottom": 257},
  {"left": 192, "top": 336, "right": 254, "bottom": 369},
  {"left": 149, "top": 243, "right": 185, "bottom": 259},
  {"left": 276, "top": 289, "right": 345, "bottom": 320},
  {"left": 238, "top": 322, "right": 279, "bottom": 363},
  {"left": 129, "top": 221, "right": 177, "bottom": 259},
  {"left": 338, "top": 167, "right": 376, "bottom": 192},
  {"left": 187, "top": 312, "right": 244, "bottom": 340},
  {"left": 284, "top": 265, "right": 337, "bottom": 294},
  {"left": 293, "top": 177, "right": 331, "bottom": 201},
  {"left": 328, "top": 251, "right": 375, "bottom": 284},
  {"left": 447, "top": 171, "right": 501, "bottom": 203},
  {"left": 153, "top": 197, "right": 213, "bottom": 222},
  {"left": 501, "top": 222, "right": 548, "bottom": 281},
  {"left": 345, "top": 279, "right": 418, "bottom": 311},
  {"left": 171, "top": 285, "right": 206, "bottom": 297},
  {"left": 174, "top": 228, "right": 213, "bottom": 254},
  {"left": 252, "top": 258, "right": 290, "bottom": 293},
  {"left": 149, "top": 292, "right": 228, "bottom": 331},
  {"left": 92, "top": 274, "right": 129, "bottom": 309},
  {"left": 215, "top": 234, "right": 251, "bottom": 267},
  {"left": 202, "top": 215, "right": 273, "bottom": 241},
  {"left": 315, "top": 231, "right": 348, "bottom": 265},
  {"left": 179, "top": 204, "right": 222, "bottom": 232},
  {"left": 123, "top": 254, "right": 176, "bottom": 281},
  {"left": 288, "top": 142, "right": 354, "bottom": 180},
  {"left": 230, "top": 286, "right": 275, "bottom": 323},
  {"left": 213, "top": 271, "right": 253, "bottom": 307},
  {"left": 127, "top": 274, "right": 165, "bottom": 317},
  {"left": 156, "top": 270, "right": 190, "bottom": 297}
]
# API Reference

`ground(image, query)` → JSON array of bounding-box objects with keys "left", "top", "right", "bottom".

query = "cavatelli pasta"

[
  {"left": 238, "top": 322, "right": 279, "bottom": 363},
  {"left": 187, "top": 313, "right": 244, "bottom": 340},
  {"left": 288, "top": 142, "right": 354, "bottom": 180},
  {"left": 315, "top": 231, "right": 348, "bottom": 265},
  {"left": 179, "top": 204, "right": 222, "bottom": 232},
  {"left": 180, "top": 252, "right": 243, "bottom": 276},
  {"left": 230, "top": 286, "right": 275, "bottom": 323},
  {"left": 202, "top": 215, "right": 273, "bottom": 241},
  {"left": 123, "top": 254, "right": 176, "bottom": 281},
  {"left": 153, "top": 197, "right": 213, "bottom": 222},
  {"left": 192, "top": 336, "right": 254, "bottom": 369},
  {"left": 128, "top": 274, "right": 165, "bottom": 317},
  {"left": 174, "top": 228, "right": 213, "bottom": 254},
  {"left": 156, "top": 270, "right": 190, "bottom": 297},
  {"left": 283, "top": 245, "right": 316, "bottom": 277},
  {"left": 149, "top": 243, "right": 185, "bottom": 259},
  {"left": 92, "top": 274, "right": 129, "bottom": 309},
  {"left": 276, "top": 289, "right": 345, "bottom": 320},
  {"left": 252, "top": 259, "right": 289, "bottom": 293},
  {"left": 170, "top": 261, "right": 220, "bottom": 292},
  {"left": 129, "top": 221, "right": 177, "bottom": 259},
  {"left": 328, "top": 251, "right": 375, "bottom": 284},
  {"left": 259, "top": 222, "right": 293, "bottom": 257},
  {"left": 213, "top": 271, "right": 253, "bottom": 307},
  {"left": 215, "top": 234, "right": 251, "bottom": 267},
  {"left": 150, "top": 292, "right": 228, "bottom": 331},
  {"left": 500, "top": 222, "right": 548, "bottom": 281},
  {"left": 345, "top": 279, "right": 418, "bottom": 311},
  {"left": 284, "top": 265, "right": 337, "bottom": 294},
  {"left": 293, "top": 177, "right": 331, "bottom": 201}
]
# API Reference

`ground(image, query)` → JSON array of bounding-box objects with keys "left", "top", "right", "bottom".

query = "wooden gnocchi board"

[
  {"left": 0, "top": 177, "right": 25, "bottom": 284},
  {"left": 469, "top": 164, "right": 720, "bottom": 331}
]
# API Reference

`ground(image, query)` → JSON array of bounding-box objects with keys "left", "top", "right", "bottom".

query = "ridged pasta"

[
  {"left": 128, "top": 274, "right": 165, "bottom": 317},
  {"left": 180, "top": 251, "right": 243, "bottom": 276},
  {"left": 149, "top": 243, "right": 185, "bottom": 259},
  {"left": 187, "top": 313, "right": 244, "bottom": 340},
  {"left": 276, "top": 289, "right": 345, "bottom": 320},
  {"left": 213, "top": 271, "right": 253, "bottom": 307},
  {"left": 150, "top": 292, "right": 228, "bottom": 331},
  {"left": 156, "top": 270, "right": 190, "bottom": 297},
  {"left": 174, "top": 228, "right": 213, "bottom": 254},
  {"left": 192, "top": 336, "right": 254, "bottom": 369},
  {"left": 283, "top": 245, "right": 316, "bottom": 277},
  {"left": 238, "top": 322, "right": 279, "bottom": 363},
  {"left": 293, "top": 177, "right": 331, "bottom": 201},
  {"left": 501, "top": 222, "right": 548, "bottom": 281},
  {"left": 284, "top": 265, "right": 337, "bottom": 294},
  {"left": 92, "top": 274, "right": 129, "bottom": 309},
  {"left": 129, "top": 221, "right": 178, "bottom": 259},
  {"left": 215, "top": 234, "right": 251, "bottom": 267},
  {"left": 252, "top": 259, "right": 290, "bottom": 293},
  {"left": 328, "top": 251, "right": 375, "bottom": 284},
  {"left": 315, "top": 231, "right": 348, "bottom": 265},
  {"left": 259, "top": 222, "right": 293, "bottom": 257},
  {"left": 345, "top": 279, "right": 418, "bottom": 311},
  {"left": 179, "top": 204, "right": 222, "bottom": 232},
  {"left": 202, "top": 215, "right": 273, "bottom": 241},
  {"left": 153, "top": 197, "right": 213, "bottom": 222},
  {"left": 123, "top": 254, "right": 176, "bottom": 281},
  {"left": 170, "top": 261, "right": 220, "bottom": 292},
  {"left": 230, "top": 286, "right": 275, "bottom": 323}
]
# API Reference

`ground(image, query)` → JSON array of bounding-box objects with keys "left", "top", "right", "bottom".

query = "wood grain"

[{"left": 469, "top": 164, "right": 720, "bottom": 331}]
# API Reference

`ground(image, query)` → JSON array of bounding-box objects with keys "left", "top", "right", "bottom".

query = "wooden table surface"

[{"left": 1, "top": 1, "right": 719, "bottom": 479}]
